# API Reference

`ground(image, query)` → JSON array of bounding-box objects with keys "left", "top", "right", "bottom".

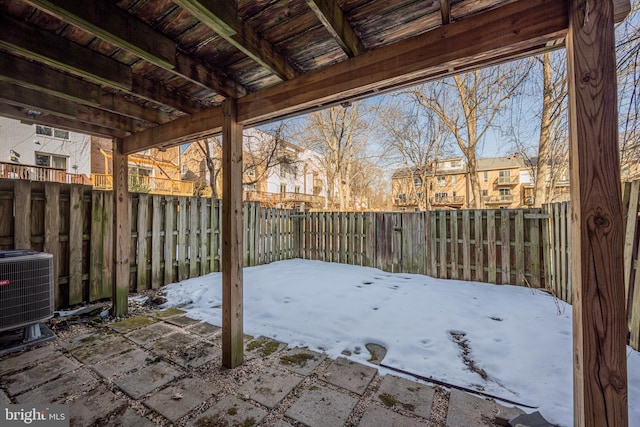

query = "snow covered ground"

[{"left": 161, "top": 259, "right": 640, "bottom": 426}]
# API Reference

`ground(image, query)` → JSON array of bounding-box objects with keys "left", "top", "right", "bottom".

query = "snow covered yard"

[{"left": 161, "top": 259, "right": 640, "bottom": 427}]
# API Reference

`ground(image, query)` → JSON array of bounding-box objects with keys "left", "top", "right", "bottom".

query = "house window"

[
  {"left": 482, "top": 189, "right": 488, "bottom": 196},
  {"left": 280, "top": 164, "right": 287, "bottom": 178},
  {"left": 35, "top": 152, "right": 67, "bottom": 169},
  {"left": 450, "top": 160, "right": 461, "bottom": 168},
  {"left": 246, "top": 167, "right": 255, "bottom": 177},
  {"left": 452, "top": 191, "right": 457, "bottom": 197},
  {"left": 54, "top": 129, "right": 69, "bottom": 139},
  {"left": 483, "top": 171, "right": 488, "bottom": 182},
  {"left": 36, "top": 125, "right": 52, "bottom": 136},
  {"left": 294, "top": 186, "right": 300, "bottom": 193},
  {"left": 499, "top": 188, "right": 511, "bottom": 196},
  {"left": 397, "top": 193, "right": 406, "bottom": 201},
  {"left": 414, "top": 177, "right": 422, "bottom": 187},
  {"left": 416, "top": 192, "right": 422, "bottom": 199},
  {"left": 181, "top": 163, "right": 188, "bottom": 178},
  {"left": 452, "top": 176, "right": 457, "bottom": 184},
  {"left": 36, "top": 125, "right": 69, "bottom": 139},
  {"left": 434, "top": 192, "right": 448, "bottom": 198},
  {"left": 436, "top": 176, "right": 446, "bottom": 186},
  {"left": 280, "top": 183, "right": 287, "bottom": 193},
  {"left": 129, "top": 166, "right": 152, "bottom": 177}
]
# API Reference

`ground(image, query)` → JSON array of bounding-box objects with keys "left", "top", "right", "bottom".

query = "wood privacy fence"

[{"left": 1, "top": 178, "right": 639, "bottom": 350}]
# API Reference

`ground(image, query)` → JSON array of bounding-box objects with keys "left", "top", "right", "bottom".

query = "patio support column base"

[{"left": 222, "top": 98, "right": 244, "bottom": 368}]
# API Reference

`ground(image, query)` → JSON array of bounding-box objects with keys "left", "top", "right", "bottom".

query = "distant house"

[
  {"left": 181, "top": 128, "right": 327, "bottom": 210},
  {"left": 90, "top": 136, "right": 194, "bottom": 196},
  {"left": 391, "top": 155, "right": 538, "bottom": 210},
  {"left": 0, "top": 116, "right": 91, "bottom": 184}
]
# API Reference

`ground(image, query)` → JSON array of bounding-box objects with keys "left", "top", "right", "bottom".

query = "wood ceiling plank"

[
  {"left": 23, "top": 0, "right": 246, "bottom": 98},
  {"left": 131, "top": 74, "right": 204, "bottom": 114},
  {"left": 0, "top": 103, "right": 128, "bottom": 139},
  {"left": 174, "top": 0, "right": 297, "bottom": 80},
  {"left": 306, "top": 0, "right": 365, "bottom": 57},
  {"left": 237, "top": 0, "right": 569, "bottom": 124},
  {"left": 98, "top": 92, "right": 178, "bottom": 124},
  {"left": 23, "top": 0, "right": 176, "bottom": 69},
  {"left": 122, "top": 0, "right": 569, "bottom": 152}
]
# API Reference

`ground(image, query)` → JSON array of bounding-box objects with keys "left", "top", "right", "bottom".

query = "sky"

[{"left": 160, "top": 259, "right": 640, "bottom": 427}]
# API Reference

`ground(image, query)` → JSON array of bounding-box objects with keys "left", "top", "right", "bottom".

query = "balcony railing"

[
  {"left": 91, "top": 174, "right": 194, "bottom": 196},
  {"left": 495, "top": 176, "right": 518, "bottom": 185},
  {"left": 483, "top": 194, "right": 514, "bottom": 204},
  {"left": 244, "top": 190, "right": 324, "bottom": 206},
  {"left": 0, "top": 161, "right": 91, "bottom": 185},
  {"left": 431, "top": 196, "right": 464, "bottom": 205}
]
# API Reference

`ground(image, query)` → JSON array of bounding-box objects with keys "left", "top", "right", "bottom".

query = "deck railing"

[
  {"left": 0, "top": 161, "right": 91, "bottom": 185},
  {"left": 91, "top": 173, "right": 194, "bottom": 196}
]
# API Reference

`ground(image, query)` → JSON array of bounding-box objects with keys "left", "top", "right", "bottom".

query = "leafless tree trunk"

[
  {"left": 408, "top": 64, "right": 529, "bottom": 208},
  {"left": 301, "top": 102, "right": 375, "bottom": 211},
  {"left": 381, "top": 100, "right": 446, "bottom": 210}
]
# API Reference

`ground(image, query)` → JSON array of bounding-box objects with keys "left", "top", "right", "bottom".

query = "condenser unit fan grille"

[{"left": 0, "top": 251, "right": 54, "bottom": 332}]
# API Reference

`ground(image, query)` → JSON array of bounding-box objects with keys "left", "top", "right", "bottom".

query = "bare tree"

[
  {"left": 408, "top": 64, "right": 530, "bottom": 208},
  {"left": 301, "top": 102, "right": 377, "bottom": 210},
  {"left": 617, "top": 3, "right": 640, "bottom": 180},
  {"left": 380, "top": 99, "right": 446, "bottom": 210}
]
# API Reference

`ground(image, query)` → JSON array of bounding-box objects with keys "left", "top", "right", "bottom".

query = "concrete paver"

[
  {"left": 376, "top": 374, "right": 435, "bottom": 418},
  {"left": 285, "top": 384, "right": 358, "bottom": 427},
  {"left": 278, "top": 347, "right": 326, "bottom": 375},
  {"left": 108, "top": 316, "right": 157, "bottom": 333},
  {"left": 68, "top": 385, "right": 126, "bottom": 427},
  {"left": 143, "top": 377, "right": 218, "bottom": 422},
  {"left": 358, "top": 404, "right": 428, "bottom": 427},
  {"left": 245, "top": 336, "right": 287, "bottom": 359},
  {"left": 165, "top": 341, "right": 221, "bottom": 369},
  {"left": 164, "top": 315, "right": 200, "bottom": 327},
  {"left": 114, "top": 360, "right": 182, "bottom": 399},
  {"left": 5, "top": 355, "right": 79, "bottom": 396},
  {"left": 190, "top": 395, "right": 268, "bottom": 427},
  {"left": 125, "top": 322, "right": 179, "bottom": 345},
  {"left": 15, "top": 368, "right": 97, "bottom": 404},
  {"left": 70, "top": 335, "right": 135, "bottom": 365},
  {"left": 446, "top": 389, "right": 523, "bottom": 427},
  {"left": 238, "top": 366, "right": 303, "bottom": 408},
  {"left": 273, "top": 420, "right": 295, "bottom": 427},
  {"left": 0, "top": 388, "right": 10, "bottom": 405},
  {"left": 104, "top": 409, "right": 156, "bottom": 427},
  {"left": 0, "top": 344, "right": 59, "bottom": 375},
  {"left": 322, "top": 357, "right": 377, "bottom": 395},
  {"left": 144, "top": 331, "right": 198, "bottom": 358},
  {"left": 186, "top": 321, "right": 221, "bottom": 338},
  {"left": 91, "top": 348, "right": 156, "bottom": 379}
]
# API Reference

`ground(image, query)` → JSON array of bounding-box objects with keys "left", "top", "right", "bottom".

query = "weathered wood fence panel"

[{"left": 3, "top": 177, "right": 640, "bottom": 351}]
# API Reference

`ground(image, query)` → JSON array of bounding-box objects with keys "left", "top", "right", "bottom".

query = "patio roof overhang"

[{"left": 0, "top": 0, "right": 631, "bottom": 425}]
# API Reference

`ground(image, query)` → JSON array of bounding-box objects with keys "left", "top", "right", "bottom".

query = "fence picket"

[
  {"left": 151, "top": 195, "right": 163, "bottom": 288},
  {"left": 487, "top": 210, "right": 497, "bottom": 283}
]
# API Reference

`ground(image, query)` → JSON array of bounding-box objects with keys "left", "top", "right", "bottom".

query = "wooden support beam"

[
  {"left": 238, "top": 0, "right": 568, "bottom": 125},
  {"left": 174, "top": 0, "right": 297, "bottom": 80},
  {"left": 439, "top": 0, "right": 452, "bottom": 25},
  {"left": 566, "top": 0, "right": 628, "bottom": 426},
  {"left": 0, "top": 14, "right": 204, "bottom": 113},
  {"left": 112, "top": 139, "right": 130, "bottom": 317},
  {"left": 0, "top": 103, "right": 128, "bottom": 139},
  {"left": 306, "top": 0, "right": 365, "bottom": 57},
  {"left": 0, "top": 81, "right": 151, "bottom": 133},
  {"left": 22, "top": 0, "right": 245, "bottom": 98},
  {"left": 122, "top": 0, "right": 569, "bottom": 152},
  {"left": 221, "top": 98, "right": 244, "bottom": 368},
  {"left": 121, "top": 106, "right": 223, "bottom": 154},
  {"left": 24, "top": 0, "right": 176, "bottom": 69}
]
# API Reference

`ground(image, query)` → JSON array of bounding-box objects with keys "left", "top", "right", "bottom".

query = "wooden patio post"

[
  {"left": 112, "top": 138, "right": 130, "bottom": 317},
  {"left": 566, "top": 1, "right": 628, "bottom": 426},
  {"left": 222, "top": 98, "right": 244, "bottom": 368}
]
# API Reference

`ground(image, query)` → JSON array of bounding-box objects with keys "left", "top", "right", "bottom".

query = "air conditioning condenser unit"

[{"left": 0, "top": 250, "right": 56, "bottom": 353}]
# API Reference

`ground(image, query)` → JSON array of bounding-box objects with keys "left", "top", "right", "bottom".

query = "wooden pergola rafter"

[{"left": 0, "top": 0, "right": 631, "bottom": 425}]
